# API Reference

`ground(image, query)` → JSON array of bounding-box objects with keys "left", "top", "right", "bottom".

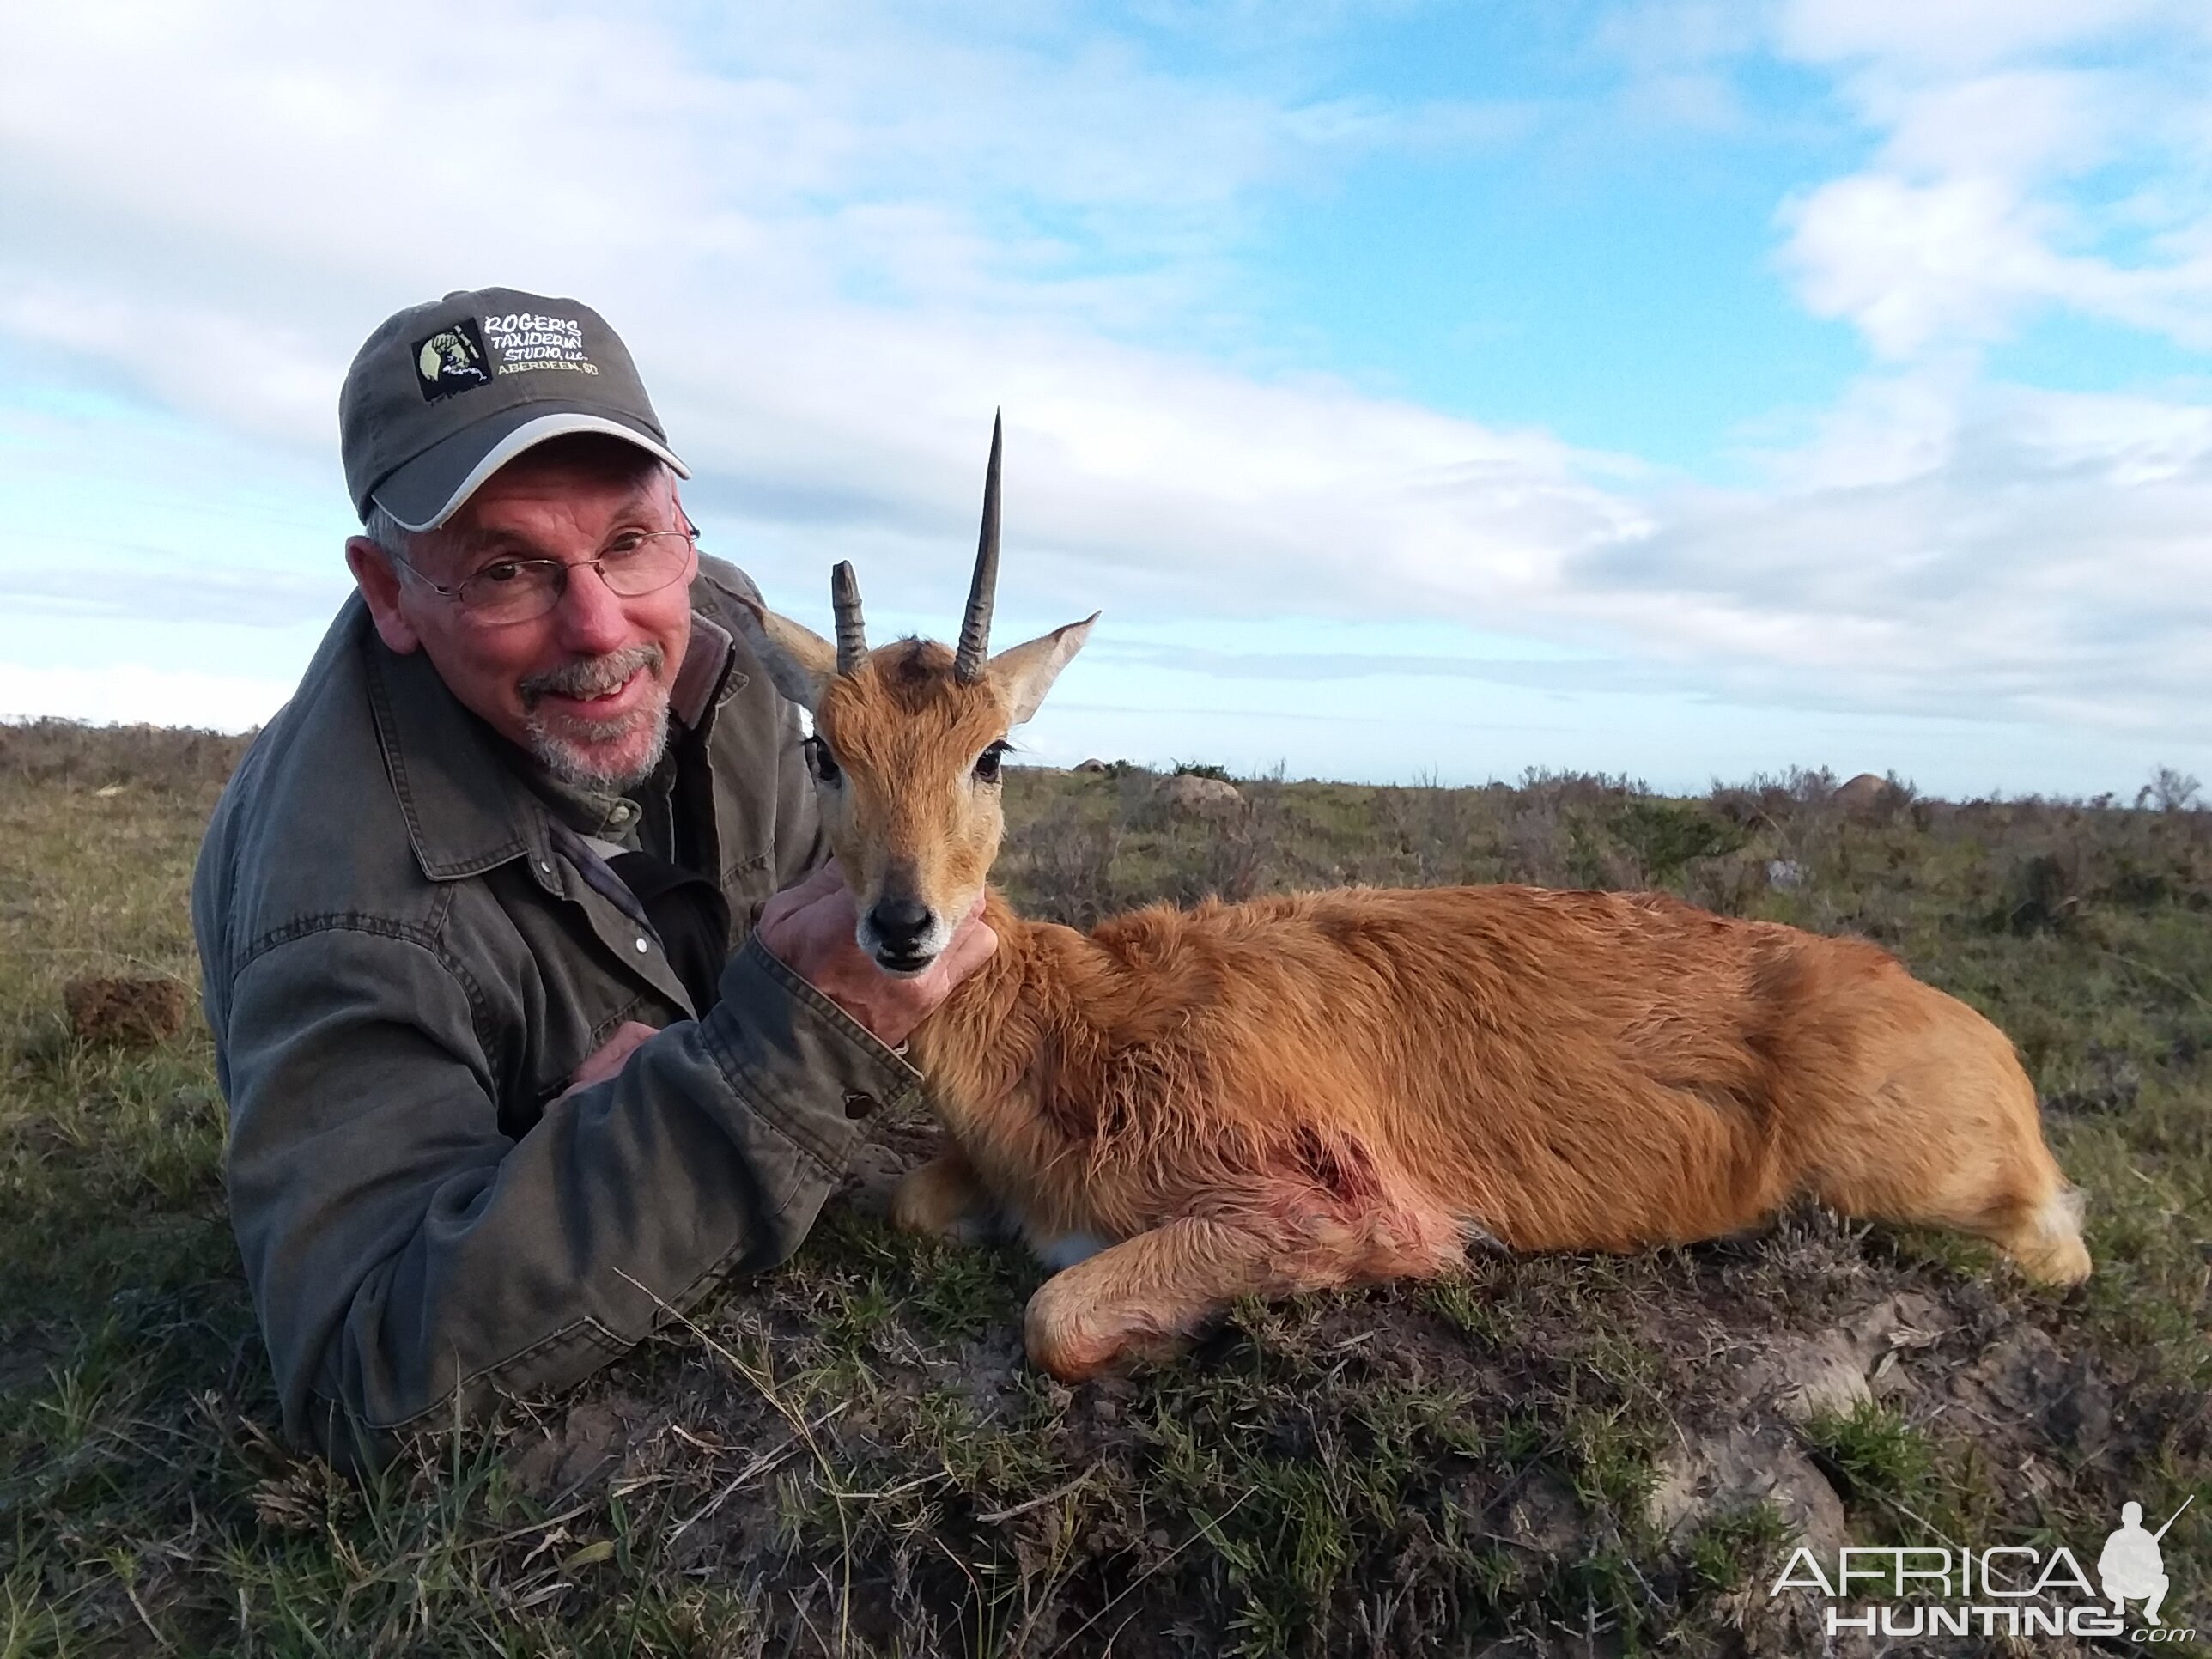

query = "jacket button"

[
  {"left": 634, "top": 938, "right": 649, "bottom": 954},
  {"left": 842, "top": 1091, "right": 878, "bottom": 1121}
]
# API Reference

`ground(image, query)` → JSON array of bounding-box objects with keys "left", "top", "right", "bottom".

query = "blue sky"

[{"left": 2, "top": 0, "right": 2208, "bottom": 796}]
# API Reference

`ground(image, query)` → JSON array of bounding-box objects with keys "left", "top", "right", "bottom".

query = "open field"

[{"left": 2, "top": 719, "right": 2206, "bottom": 1656}]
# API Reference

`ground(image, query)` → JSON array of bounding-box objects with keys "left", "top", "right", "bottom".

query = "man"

[{"left": 192, "top": 288, "right": 994, "bottom": 1465}]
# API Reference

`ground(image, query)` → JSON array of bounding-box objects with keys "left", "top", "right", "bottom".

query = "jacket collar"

[{"left": 363, "top": 596, "right": 744, "bottom": 887}]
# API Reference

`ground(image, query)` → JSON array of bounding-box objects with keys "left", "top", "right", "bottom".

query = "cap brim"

[{"left": 368, "top": 407, "right": 690, "bottom": 532}]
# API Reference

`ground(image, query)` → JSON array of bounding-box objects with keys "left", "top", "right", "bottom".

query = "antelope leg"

[
  {"left": 1023, "top": 1217, "right": 1291, "bottom": 1382},
  {"left": 890, "top": 1147, "right": 1004, "bottom": 1243}
]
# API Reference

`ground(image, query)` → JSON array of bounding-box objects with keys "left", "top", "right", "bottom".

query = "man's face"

[{"left": 347, "top": 444, "right": 696, "bottom": 791}]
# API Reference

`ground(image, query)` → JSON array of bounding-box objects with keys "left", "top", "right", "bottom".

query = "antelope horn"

[
  {"left": 831, "top": 561, "right": 867, "bottom": 675},
  {"left": 953, "top": 410, "right": 1001, "bottom": 684}
]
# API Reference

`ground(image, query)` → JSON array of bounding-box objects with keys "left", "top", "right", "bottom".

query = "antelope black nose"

[{"left": 869, "top": 897, "right": 934, "bottom": 955}]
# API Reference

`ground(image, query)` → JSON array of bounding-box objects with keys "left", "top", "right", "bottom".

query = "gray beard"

[
  {"left": 524, "top": 703, "right": 672, "bottom": 793},
  {"left": 517, "top": 644, "right": 671, "bottom": 793}
]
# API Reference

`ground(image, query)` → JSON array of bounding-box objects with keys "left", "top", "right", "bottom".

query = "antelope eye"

[
  {"left": 804, "top": 735, "right": 841, "bottom": 784},
  {"left": 973, "top": 741, "right": 1009, "bottom": 784}
]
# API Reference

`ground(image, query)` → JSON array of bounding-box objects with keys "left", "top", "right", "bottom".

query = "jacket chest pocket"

[{"left": 496, "top": 890, "right": 689, "bottom": 1139}]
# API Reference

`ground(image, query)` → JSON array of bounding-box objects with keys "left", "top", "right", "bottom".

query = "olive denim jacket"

[{"left": 191, "top": 559, "right": 918, "bottom": 1462}]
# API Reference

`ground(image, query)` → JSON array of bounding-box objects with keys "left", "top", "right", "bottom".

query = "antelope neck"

[{"left": 908, "top": 886, "right": 1086, "bottom": 1130}]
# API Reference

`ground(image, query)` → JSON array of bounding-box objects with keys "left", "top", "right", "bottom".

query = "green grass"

[
  {"left": 1, "top": 723, "right": 2208, "bottom": 1653},
  {"left": 1799, "top": 1401, "right": 1938, "bottom": 1517}
]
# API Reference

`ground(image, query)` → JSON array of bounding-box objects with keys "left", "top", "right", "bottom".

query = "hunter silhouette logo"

[
  {"left": 2102, "top": 1497, "right": 2191, "bottom": 1626},
  {"left": 411, "top": 318, "right": 491, "bottom": 401}
]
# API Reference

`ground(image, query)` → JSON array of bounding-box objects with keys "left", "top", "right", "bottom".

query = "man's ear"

[
  {"left": 988, "top": 612, "right": 1098, "bottom": 726},
  {"left": 345, "top": 538, "right": 423, "bottom": 655},
  {"left": 731, "top": 599, "right": 839, "bottom": 711}
]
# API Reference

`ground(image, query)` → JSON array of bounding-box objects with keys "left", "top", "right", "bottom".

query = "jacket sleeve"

[{"left": 219, "top": 922, "right": 918, "bottom": 1465}]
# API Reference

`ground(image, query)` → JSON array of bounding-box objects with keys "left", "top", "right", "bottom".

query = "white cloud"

[
  {"left": 0, "top": 0, "right": 1521, "bottom": 414},
  {"left": 1774, "top": 6, "right": 2212, "bottom": 359},
  {"left": 1873, "top": 69, "right": 2112, "bottom": 180},
  {"left": 0, "top": 0, "right": 2206, "bottom": 780},
  {"left": 1780, "top": 173, "right": 2070, "bottom": 357},
  {"left": 1586, "top": 375, "right": 2212, "bottom": 733},
  {"left": 1778, "top": 0, "right": 2187, "bottom": 72},
  {"left": 1593, "top": 0, "right": 1767, "bottom": 131}
]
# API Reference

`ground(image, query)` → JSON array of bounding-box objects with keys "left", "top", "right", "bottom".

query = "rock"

[
  {"left": 1832, "top": 773, "right": 1901, "bottom": 821},
  {"left": 1765, "top": 859, "right": 1805, "bottom": 890},
  {"left": 1647, "top": 1425, "right": 1846, "bottom": 1558},
  {"left": 1155, "top": 774, "right": 1243, "bottom": 817},
  {"left": 63, "top": 975, "right": 188, "bottom": 1046},
  {"left": 1746, "top": 1292, "right": 1948, "bottom": 1422},
  {"left": 1073, "top": 758, "right": 1111, "bottom": 775}
]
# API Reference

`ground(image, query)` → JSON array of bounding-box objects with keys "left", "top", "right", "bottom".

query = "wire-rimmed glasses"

[{"left": 398, "top": 524, "right": 697, "bottom": 625}]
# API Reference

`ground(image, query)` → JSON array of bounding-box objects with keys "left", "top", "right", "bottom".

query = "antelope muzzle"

[{"left": 859, "top": 881, "right": 949, "bottom": 977}]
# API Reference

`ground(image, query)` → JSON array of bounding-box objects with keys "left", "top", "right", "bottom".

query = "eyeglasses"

[{"left": 397, "top": 523, "right": 698, "bottom": 625}]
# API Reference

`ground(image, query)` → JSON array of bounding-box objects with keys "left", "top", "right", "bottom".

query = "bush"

[{"left": 0, "top": 718, "right": 252, "bottom": 793}]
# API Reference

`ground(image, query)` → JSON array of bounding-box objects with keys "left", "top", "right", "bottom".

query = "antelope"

[{"left": 736, "top": 417, "right": 2092, "bottom": 1383}]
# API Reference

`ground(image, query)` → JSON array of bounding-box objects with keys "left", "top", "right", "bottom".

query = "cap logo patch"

[
  {"left": 482, "top": 311, "right": 601, "bottom": 380},
  {"left": 412, "top": 319, "right": 493, "bottom": 402}
]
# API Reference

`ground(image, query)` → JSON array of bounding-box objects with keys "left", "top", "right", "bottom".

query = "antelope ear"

[
  {"left": 988, "top": 612, "right": 1098, "bottom": 726},
  {"left": 732, "top": 599, "right": 837, "bottom": 711}
]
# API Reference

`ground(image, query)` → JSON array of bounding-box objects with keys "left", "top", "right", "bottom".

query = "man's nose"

[{"left": 554, "top": 561, "right": 631, "bottom": 653}]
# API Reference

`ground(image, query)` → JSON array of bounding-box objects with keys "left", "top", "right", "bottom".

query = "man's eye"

[
  {"left": 974, "top": 742, "right": 1009, "bottom": 784},
  {"left": 603, "top": 532, "right": 647, "bottom": 558},
  {"left": 479, "top": 560, "right": 526, "bottom": 586},
  {"left": 805, "top": 736, "right": 841, "bottom": 783}
]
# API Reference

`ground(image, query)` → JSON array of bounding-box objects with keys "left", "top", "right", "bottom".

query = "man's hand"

[
  {"left": 556, "top": 1019, "right": 660, "bottom": 1103},
  {"left": 756, "top": 861, "right": 997, "bottom": 1049}
]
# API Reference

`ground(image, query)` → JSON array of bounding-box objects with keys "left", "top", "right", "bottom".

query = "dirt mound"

[{"left": 63, "top": 975, "right": 189, "bottom": 1045}]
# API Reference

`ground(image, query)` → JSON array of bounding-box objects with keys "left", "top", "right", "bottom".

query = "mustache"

[{"left": 518, "top": 644, "right": 665, "bottom": 706}]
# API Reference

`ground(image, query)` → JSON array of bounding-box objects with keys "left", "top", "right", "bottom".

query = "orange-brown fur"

[
  {"left": 814, "top": 641, "right": 1007, "bottom": 929},
  {"left": 760, "top": 617, "right": 2092, "bottom": 1384}
]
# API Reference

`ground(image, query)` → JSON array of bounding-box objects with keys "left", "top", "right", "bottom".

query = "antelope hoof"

[
  {"left": 1997, "top": 1188, "right": 2094, "bottom": 1287},
  {"left": 2009, "top": 1231, "right": 2094, "bottom": 1288}
]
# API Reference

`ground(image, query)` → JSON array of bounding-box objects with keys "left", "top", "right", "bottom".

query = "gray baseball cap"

[{"left": 339, "top": 287, "right": 690, "bottom": 532}]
